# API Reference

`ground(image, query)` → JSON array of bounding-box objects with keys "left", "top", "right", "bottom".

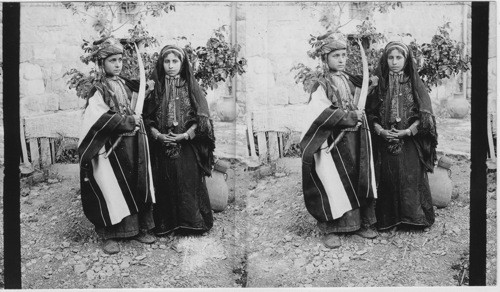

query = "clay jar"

[
  {"left": 205, "top": 159, "right": 231, "bottom": 212},
  {"left": 447, "top": 92, "right": 470, "bottom": 119},
  {"left": 216, "top": 95, "right": 239, "bottom": 122},
  {"left": 428, "top": 156, "right": 453, "bottom": 208}
]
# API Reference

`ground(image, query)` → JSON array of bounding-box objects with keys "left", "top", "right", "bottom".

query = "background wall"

[{"left": 0, "top": 2, "right": 481, "bottom": 164}]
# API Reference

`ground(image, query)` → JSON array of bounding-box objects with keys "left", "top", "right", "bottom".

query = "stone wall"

[
  {"left": 17, "top": 2, "right": 232, "bottom": 140},
  {"left": 0, "top": 2, "right": 477, "bottom": 164},
  {"left": 239, "top": 2, "right": 471, "bottom": 133}
]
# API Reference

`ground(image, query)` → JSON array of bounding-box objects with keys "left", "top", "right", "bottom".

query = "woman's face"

[
  {"left": 387, "top": 49, "right": 406, "bottom": 73},
  {"left": 163, "top": 53, "right": 182, "bottom": 77},
  {"left": 103, "top": 54, "right": 123, "bottom": 77},
  {"left": 326, "top": 49, "right": 347, "bottom": 72}
]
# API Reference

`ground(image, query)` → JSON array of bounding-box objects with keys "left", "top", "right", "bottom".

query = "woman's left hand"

[
  {"left": 389, "top": 128, "right": 411, "bottom": 138},
  {"left": 166, "top": 132, "right": 189, "bottom": 141}
]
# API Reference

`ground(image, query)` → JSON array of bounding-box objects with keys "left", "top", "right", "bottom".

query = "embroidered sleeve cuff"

[{"left": 409, "top": 121, "right": 419, "bottom": 136}]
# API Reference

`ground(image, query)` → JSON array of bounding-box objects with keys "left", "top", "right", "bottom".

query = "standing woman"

[
  {"left": 366, "top": 41, "right": 438, "bottom": 230},
  {"left": 143, "top": 45, "right": 215, "bottom": 235}
]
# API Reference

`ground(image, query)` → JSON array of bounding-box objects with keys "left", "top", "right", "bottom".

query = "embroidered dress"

[
  {"left": 367, "top": 52, "right": 437, "bottom": 230},
  {"left": 143, "top": 47, "right": 215, "bottom": 235}
]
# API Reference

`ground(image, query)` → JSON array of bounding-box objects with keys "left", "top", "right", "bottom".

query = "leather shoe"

[
  {"left": 134, "top": 232, "right": 156, "bottom": 244},
  {"left": 322, "top": 233, "right": 341, "bottom": 249},
  {"left": 102, "top": 239, "right": 120, "bottom": 254},
  {"left": 355, "top": 226, "right": 378, "bottom": 239}
]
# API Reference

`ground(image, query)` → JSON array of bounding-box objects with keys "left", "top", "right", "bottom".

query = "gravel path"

[{"left": 0, "top": 155, "right": 497, "bottom": 288}]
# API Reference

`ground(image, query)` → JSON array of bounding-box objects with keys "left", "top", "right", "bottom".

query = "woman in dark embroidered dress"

[
  {"left": 143, "top": 45, "right": 215, "bottom": 235},
  {"left": 366, "top": 41, "right": 438, "bottom": 230}
]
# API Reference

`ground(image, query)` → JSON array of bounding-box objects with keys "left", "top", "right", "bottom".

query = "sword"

[
  {"left": 105, "top": 42, "right": 147, "bottom": 159},
  {"left": 326, "top": 38, "right": 369, "bottom": 154}
]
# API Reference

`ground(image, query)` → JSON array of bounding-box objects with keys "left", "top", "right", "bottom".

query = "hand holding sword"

[
  {"left": 326, "top": 38, "right": 370, "bottom": 154},
  {"left": 104, "top": 41, "right": 147, "bottom": 159}
]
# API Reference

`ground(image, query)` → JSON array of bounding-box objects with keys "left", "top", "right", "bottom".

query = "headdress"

[
  {"left": 384, "top": 41, "right": 409, "bottom": 58},
  {"left": 160, "top": 45, "right": 185, "bottom": 62},
  {"left": 85, "top": 36, "right": 124, "bottom": 63},
  {"left": 310, "top": 31, "right": 347, "bottom": 58}
]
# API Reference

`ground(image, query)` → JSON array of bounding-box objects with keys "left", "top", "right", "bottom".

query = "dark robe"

[
  {"left": 300, "top": 73, "right": 377, "bottom": 232},
  {"left": 78, "top": 77, "right": 155, "bottom": 236},
  {"left": 143, "top": 52, "right": 215, "bottom": 235},
  {"left": 366, "top": 69, "right": 438, "bottom": 230}
]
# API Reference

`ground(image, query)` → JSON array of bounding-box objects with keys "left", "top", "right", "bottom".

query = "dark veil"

[
  {"left": 366, "top": 43, "right": 438, "bottom": 171},
  {"left": 143, "top": 45, "right": 215, "bottom": 176}
]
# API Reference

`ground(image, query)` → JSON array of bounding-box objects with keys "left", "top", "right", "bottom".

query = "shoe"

[
  {"left": 322, "top": 233, "right": 341, "bottom": 249},
  {"left": 355, "top": 226, "right": 378, "bottom": 239},
  {"left": 102, "top": 239, "right": 120, "bottom": 255},
  {"left": 134, "top": 232, "right": 156, "bottom": 244}
]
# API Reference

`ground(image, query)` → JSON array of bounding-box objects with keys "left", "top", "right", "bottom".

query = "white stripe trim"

[
  {"left": 79, "top": 113, "right": 118, "bottom": 164},
  {"left": 111, "top": 150, "right": 139, "bottom": 211},
  {"left": 302, "top": 109, "right": 338, "bottom": 161},
  {"left": 310, "top": 173, "right": 329, "bottom": 221},
  {"left": 334, "top": 145, "right": 360, "bottom": 206},
  {"left": 87, "top": 179, "right": 107, "bottom": 225}
]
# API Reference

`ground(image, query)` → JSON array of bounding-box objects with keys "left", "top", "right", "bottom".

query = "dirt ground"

[{"left": 0, "top": 153, "right": 497, "bottom": 288}]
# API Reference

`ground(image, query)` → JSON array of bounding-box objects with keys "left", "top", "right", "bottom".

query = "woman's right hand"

[
  {"left": 157, "top": 133, "right": 176, "bottom": 145},
  {"left": 380, "top": 129, "right": 398, "bottom": 142}
]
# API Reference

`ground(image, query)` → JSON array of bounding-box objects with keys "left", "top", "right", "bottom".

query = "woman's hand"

[
  {"left": 389, "top": 128, "right": 412, "bottom": 138},
  {"left": 166, "top": 132, "right": 189, "bottom": 142},
  {"left": 156, "top": 133, "right": 173, "bottom": 145},
  {"left": 380, "top": 129, "right": 399, "bottom": 141}
]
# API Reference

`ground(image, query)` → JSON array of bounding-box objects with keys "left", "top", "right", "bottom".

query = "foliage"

[
  {"left": 63, "top": 2, "right": 174, "bottom": 100},
  {"left": 415, "top": 22, "right": 470, "bottom": 91},
  {"left": 185, "top": 25, "right": 247, "bottom": 92},
  {"left": 64, "top": 3, "right": 246, "bottom": 99},
  {"left": 64, "top": 22, "right": 160, "bottom": 100},
  {"left": 293, "top": 16, "right": 470, "bottom": 93}
]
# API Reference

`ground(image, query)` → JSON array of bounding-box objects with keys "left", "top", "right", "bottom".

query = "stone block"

[
  {"left": 44, "top": 93, "right": 60, "bottom": 111},
  {"left": 20, "top": 78, "right": 45, "bottom": 96},
  {"left": 269, "top": 86, "right": 290, "bottom": 105},
  {"left": 24, "top": 109, "right": 83, "bottom": 139},
  {"left": 46, "top": 77, "right": 69, "bottom": 95},
  {"left": 288, "top": 86, "right": 309, "bottom": 105},
  {"left": 20, "top": 27, "right": 44, "bottom": 44},
  {"left": 20, "top": 93, "right": 48, "bottom": 114},
  {"left": 20, "top": 45, "right": 34, "bottom": 62},
  {"left": 59, "top": 93, "right": 80, "bottom": 111},
  {"left": 20, "top": 62, "right": 43, "bottom": 80},
  {"left": 33, "top": 46, "right": 56, "bottom": 61},
  {"left": 55, "top": 45, "right": 83, "bottom": 62}
]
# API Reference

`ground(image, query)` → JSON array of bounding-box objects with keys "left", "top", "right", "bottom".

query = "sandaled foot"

[
  {"left": 134, "top": 232, "right": 156, "bottom": 244},
  {"left": 102, "top": 239, "right": 120, "bottom": 255},
  {"left": 322, "top": 233, "right": 341, "bottom": 249},
  {"left": 355, "top": 226, "right": 378, "bottom": 239}
]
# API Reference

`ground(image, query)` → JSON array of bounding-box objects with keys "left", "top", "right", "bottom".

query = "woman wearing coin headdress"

[
  {"left": 366, "top": 41, "right": 438, "bottom": 230},
  {"left": 143, "top": 45, "right": 215, "bottom": 235}
]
